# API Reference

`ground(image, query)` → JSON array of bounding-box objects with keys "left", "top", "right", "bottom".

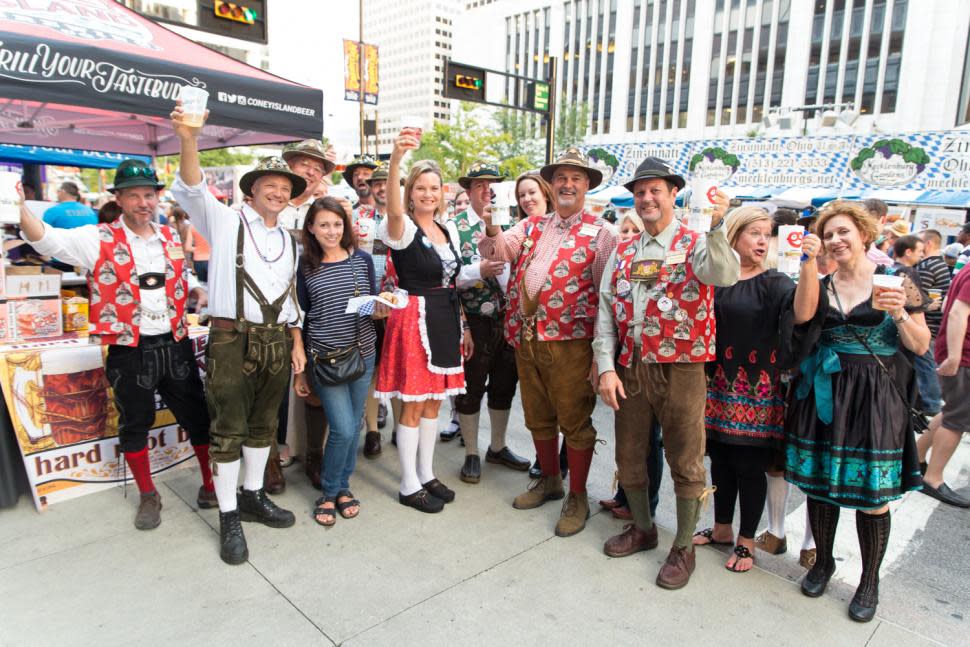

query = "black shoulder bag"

[
  {"left": 310, "top": 256, "right": 366, "bottom": 386},
  {"left": 829, "top": 277, "right": 929, "bottom": 434}
]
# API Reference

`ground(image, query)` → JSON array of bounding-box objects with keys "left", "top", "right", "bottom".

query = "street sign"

[
  {"left": 444, "top": 61, "right": 486, "bottom": 102},
  {"left": 529, "top": 81, "right": 550, "bottom": 112}
]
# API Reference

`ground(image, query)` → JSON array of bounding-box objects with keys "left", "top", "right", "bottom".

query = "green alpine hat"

[
  {"left": 457, "top": 160, "right": 506, "bottom": 190},
  {"left": 108, "top": 159, "right": 164, "bottom": 193}
]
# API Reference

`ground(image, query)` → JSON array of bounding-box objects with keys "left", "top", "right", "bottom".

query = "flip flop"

[
  {"left": 313, "top": 496, "right": 337, "bottom": 527},
  {"left": 726, "top": 544, "right": 754, "bottom": 573},
  {"left": 336, "top": 490, "right": 360, "bottom": 519},
  {"left": 693, "top": 527, "right": 733, "bottom": 546}
]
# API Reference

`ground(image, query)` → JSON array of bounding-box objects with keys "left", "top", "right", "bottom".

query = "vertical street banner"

[
  {"left": 363, "top": 43, "right": 379, "bottom": 105},
  {"left": 0, "top": 334, "right": 209, "bottom": 510},
  {"left": 344, "top": 38, "right": 362, "bottom": 101}
]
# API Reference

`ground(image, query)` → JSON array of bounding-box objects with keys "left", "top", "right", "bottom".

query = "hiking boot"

[
  {"left": 134, "top": 491, "right": 162, "bottom": 530},
  {"left": 554, "top": 491, "right": 590, "bottom": 537},
  {"left": 238, "top": 488, "right": 295, "bottom": 528},
  {"left": 656, "top": 545, "right": 696, "bottom": 590},
  {"left": 512, "top": 474, "right": 565, "bottom": 510},
  {"left": 219, "top": 510, "right": 248, "bottom": 565},
  {"left": 604, "top": 523, "right": 659, "bottom": 557}
]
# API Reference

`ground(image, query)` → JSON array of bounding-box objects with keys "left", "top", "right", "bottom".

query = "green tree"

[
  {"left": 410, "top": 102, "right": 511, "bottom": 181},
  {"left": 494, "top": 106, "right": 544, "bottom": 174},
  {"left": 554, "top": 97, "right": 590, "bottom": 152},
  {"left": 155, "top": 147, "right": 258, "bottom": 185}
]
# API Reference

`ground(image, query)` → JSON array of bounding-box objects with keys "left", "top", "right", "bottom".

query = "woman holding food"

[
  {"left": 786, "top": 201, "right": 929, "bottom": 622},
  {"left": 293, "top": 197, "right": 387, "bottom": 526},
  {"left": 374, "top": 128, "right": 471, "bottom": 514}
]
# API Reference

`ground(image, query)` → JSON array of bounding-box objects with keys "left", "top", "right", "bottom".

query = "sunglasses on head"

[{"left": 118, "top": 165, "right": 158, "bottom": 180}]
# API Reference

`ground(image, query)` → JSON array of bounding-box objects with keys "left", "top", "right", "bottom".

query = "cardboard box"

[
  {"left": 62, "top": 296, "right": 89, "bottom": 333},
  {"left": 6, "top": 266, "right": 62, "bottom": 297},
  {"left": 11, "top": 296, "right": 62, "bottom": 338}
]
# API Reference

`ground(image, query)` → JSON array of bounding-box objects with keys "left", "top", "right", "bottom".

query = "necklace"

[{"left": 241, "top": 213, "right": 286, "bottom": 263}]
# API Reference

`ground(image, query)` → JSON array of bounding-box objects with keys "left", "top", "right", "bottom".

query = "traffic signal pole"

[
  {"left": 545, "top": 56, "right": 557, "bottom": 165},
  {"left": 358, "top": 0, "right": 366, "bottom": 154}
]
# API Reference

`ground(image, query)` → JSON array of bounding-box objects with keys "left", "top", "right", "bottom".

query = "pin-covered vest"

[
  {"left": 609, "top": 224, "right": 715, "bottom": 365},
  {"left": 89, "top": 222, "right": 188, "bottom": 346},
  {"left": 454, "top": 210, "right": 504, "bottom": 318}
]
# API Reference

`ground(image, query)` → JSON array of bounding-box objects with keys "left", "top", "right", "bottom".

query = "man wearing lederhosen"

[
  {"left": 452, "top": 161, "right": 529, "bottom": 483},
  {"left": 594, "top": 158, "right": 737, "bottom": 589},
  {"left": 479, "top": 148, "right": 616, "bottom": 537},
  {"left": 171, "top": 106, "right": 306, "bottom": 565},
  {"left": 19, "top": 159, "right": 213, "bottom": 531}
]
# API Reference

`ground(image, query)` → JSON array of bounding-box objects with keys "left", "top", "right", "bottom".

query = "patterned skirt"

[
  {"left": 375, "top": 295, "right": 466, "bottom": 402},
  {"left": 785, "top": 353, "right": 922, "bottom": 509}
]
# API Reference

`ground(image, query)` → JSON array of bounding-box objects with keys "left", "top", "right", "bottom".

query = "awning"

[
  {"left": 0, "top": 1, "right": 322, "bottom": 156},
  {"left": 586, "top": 185, "right": 631, "bottom": 207},
  {"left": 771, "top": 188, "right": 862, "bottom": 208},
  {"left": 0, "top": 143, "right": 150, "bottom": 168},
  {"left": 914, "top": 191, "right": 970, "bottom": 208},
  {"left": 860, "top": 189, "right": 925, "bottom": 203}
]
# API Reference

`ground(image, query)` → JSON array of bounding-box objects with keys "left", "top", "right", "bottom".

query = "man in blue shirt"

[{"left": 42, "top": 182, "right": 97, "bottom": 229}]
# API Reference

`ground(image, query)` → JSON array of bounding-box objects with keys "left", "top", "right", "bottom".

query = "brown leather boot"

[
  {"left": 264, "top": 442, "right": 286, "bottom": 495},
  {"left": 555, "top": 491, "right": 590, "bottom": 537},
  {"left": 512, "top": 474, "right": 565, "bottom": 510},
  {"left": 604, "top": 523, "right": 659, "bottom": 557},
  {"left": 656, "top": 545, "right": 696, "bottom": 590}
]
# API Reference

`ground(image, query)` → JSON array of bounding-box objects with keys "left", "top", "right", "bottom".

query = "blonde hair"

[
  {"left": 816, "top": 200, "right": 879, "bottom": 250},
  {"left": 403, "top": 160, "right": 445, "bottom": 220},
  {"left": 725, "top": 205, "right": 772, "bottom": 248},
  {"left": 618, "top": 211, "right": 645, "bottom": 233}
]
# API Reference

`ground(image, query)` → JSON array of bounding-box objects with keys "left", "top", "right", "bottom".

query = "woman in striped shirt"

[{"left": 294, "top": 197, "right": 388, "bottom": 526}]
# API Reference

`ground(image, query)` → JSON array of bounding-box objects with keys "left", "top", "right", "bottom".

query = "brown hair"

[
  {"left": 404, "top": 160, "right": 445, "bottom": 219},
  {"left": 514, "top": 172, "right": 555, "bottom": 217},
  {"left": 97, "top": 201, "right": 122, "bottom": 224},
  {"left": 815, "top": 200, "right": 880, "bottom": 250},
  {"left": 301, "top": 196, "right": 357, "bottom": 273}
]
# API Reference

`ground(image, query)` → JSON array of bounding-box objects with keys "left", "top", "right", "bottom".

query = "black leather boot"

[
  {"left": 801, "top": 497, "right": 839, "bottom": 597},
  {"left": 849, "top": 509, "right": 891, "bottom": 622},
  {"left": 238, "top": 488, "right": 296, "bottom": 528},
  {"left": 219, "top": 510, "right": 248, "bottom": 565}
]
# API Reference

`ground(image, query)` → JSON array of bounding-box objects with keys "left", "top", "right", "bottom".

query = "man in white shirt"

[
  {"left": 170, "top": 104, "right": 307, "bottom": 565},
  {"left": 18, "top": 159, "right": 213, "bottom": 532}
]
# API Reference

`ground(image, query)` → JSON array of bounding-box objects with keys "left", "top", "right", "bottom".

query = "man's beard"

[{"left": 356, "top": 185, "right": 372, "bottom": 199}]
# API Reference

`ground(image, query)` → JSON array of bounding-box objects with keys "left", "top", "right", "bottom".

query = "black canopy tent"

[{"left": 0, "top": 0, "right": 323, "bottom": 156}]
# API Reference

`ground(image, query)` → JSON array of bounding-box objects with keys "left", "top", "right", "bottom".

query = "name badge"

[
  {"left": 665, "top": 251, "right": 686, "bottom": 265},
  {"left": 630, "top": 260, "right": 662, "bottom": 283},
  {"left": 168, "top": 245, "right": 185, "bottom": 260},
  {"left": 578, "top": 224, "right": 601, "bottom": 237}
]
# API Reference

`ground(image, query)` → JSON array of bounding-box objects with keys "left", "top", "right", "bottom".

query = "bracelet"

[
  {"left": 462, "top": 321, "right": 470, "bottom": 330},
  {"left": 893, "top": 312, "right": 910, "bottom": 324}
]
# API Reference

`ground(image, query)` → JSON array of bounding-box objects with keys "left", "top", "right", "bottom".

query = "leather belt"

[{"left": 209, "top": 317, "right": 286, "bottom": 333}]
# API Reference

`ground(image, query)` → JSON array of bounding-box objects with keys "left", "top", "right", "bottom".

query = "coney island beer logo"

[
  {"left": 0, "top": 0, "right": 158, "bottom": 49},
  {"left": 0, "top": 40, "right": 199, "bottom": 100},
  {"left": 850, "top": 138, "right": 931, "bottom": 187}
]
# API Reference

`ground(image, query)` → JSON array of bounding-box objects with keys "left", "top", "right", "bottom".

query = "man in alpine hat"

[
  {"left": 18, "top": 158, "right": 213, "bottom": 531},
  {"left": 452, "top": 160, "right": 529, "bottom": 484},
  {"left": 345, "top": 154, "right": 379, "bottom": 210},
  {"left": 479, "top": 147, "right": 617, "bottom": 537},
  {"left": 279, "top": 139, "right": 337, "bottom": 232},
  {"left": 171, "top": 103, "right": 307, "bottom": 565},
  {"left": 594, "top": 157, "right": 737, "bottom": 589}
]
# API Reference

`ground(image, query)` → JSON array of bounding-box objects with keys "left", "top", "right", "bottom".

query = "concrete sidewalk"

[{"left": 0, "top": 401, "right": 963, "bottom": 647}]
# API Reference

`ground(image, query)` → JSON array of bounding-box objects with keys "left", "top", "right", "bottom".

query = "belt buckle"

[{"left": 522, "top": 316, "right": 536, "bottom": 342}]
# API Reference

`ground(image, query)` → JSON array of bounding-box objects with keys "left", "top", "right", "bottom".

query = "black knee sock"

[
  {"left": 855, "top": 509, "right": 891, "bottom": 602},
  {"left": 807, "top": 497, "right": 840, "bottom": 572}
]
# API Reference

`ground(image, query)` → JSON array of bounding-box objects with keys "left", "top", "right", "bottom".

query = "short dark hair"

[
  {"left": 97, "top": 201, "right": 122, "bottom": 224},
  {"left": 771, "top": 208, "right": 799, "bottom": 235},
  {"left": 893, "top": 234, "right": 922, "bottom": 258},
  {"left": 59, "top": 181, "right": 80, "bottom": 199},
  {"left": 863, "top": 198, "right": 888, "bottom": 219},
  {"left": 920, "top": 229, "right": 942, "bottom": 247}
]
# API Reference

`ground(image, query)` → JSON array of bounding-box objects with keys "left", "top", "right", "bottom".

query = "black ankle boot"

[
  {"left": 802, "top": 498, "right": 840, "bottom": 598},
  {"left": 238, "top": 488, "right": 296, "bottom": 528},
  {"left": 849, "top": 509, "right": 891, "bottom": 622},
  {"left": 219, "top": 510, "right": 248, "bottom": 565}
]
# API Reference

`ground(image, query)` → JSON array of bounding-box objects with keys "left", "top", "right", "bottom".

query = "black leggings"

[{"left": 708, "top": 440, "right": 774, "bottom": 539}]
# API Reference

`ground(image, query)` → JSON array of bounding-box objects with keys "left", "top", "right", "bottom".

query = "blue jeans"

[
  {"left": 312, "top": 354, "right": 375, "bottom": 498},
  {"left": 914, "top": 348, "right": 942, "bottom": 415}
]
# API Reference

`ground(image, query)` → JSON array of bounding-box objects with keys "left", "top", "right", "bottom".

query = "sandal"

[
  {"left": 279, "top": 456, "right": 295, "bottom": 468},
  {"left": 693, "top": 527, "right": 733, "bottom": 546},
  {"left": 726, "top": 544, "right": 754, "bottom": 573},
  {"left": 313, "top": 496, "right": 337, "bottom": 527},
  {"left": 336, "top": 490, "right": 360, "bottom": 519}
]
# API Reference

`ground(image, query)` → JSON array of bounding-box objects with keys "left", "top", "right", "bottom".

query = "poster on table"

[{"left": 0, "top": 333, "right": 208, "bottom": 511}]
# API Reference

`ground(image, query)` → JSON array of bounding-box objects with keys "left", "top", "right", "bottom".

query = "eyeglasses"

[{"left": 118, "top": 165, "right": 158, "bottom": 180}]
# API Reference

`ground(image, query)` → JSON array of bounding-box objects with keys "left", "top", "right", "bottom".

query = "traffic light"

[
  {"left": 214, "top": 0, "right": 257, "bottom": 25},
  {"left": 455, "top": 74, "right": 483, "bottom": 91},
  {"left": 444, "top": 61, "right": 486, "bottom": 102}
]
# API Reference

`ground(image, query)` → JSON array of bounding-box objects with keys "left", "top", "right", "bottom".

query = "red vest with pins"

[
  {"left": 89, "top": 222, "right": 188, "bottom": 346},
  {"left": 609, "top": 223, "right": 716, "bottom": 365},
  {"left": 504, "top": 211, "right": 603, "bottom": 347}
]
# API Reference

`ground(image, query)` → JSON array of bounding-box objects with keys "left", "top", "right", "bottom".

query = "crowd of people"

[{"left": 15, "top": 100, "right": 970, "bottom": 624}]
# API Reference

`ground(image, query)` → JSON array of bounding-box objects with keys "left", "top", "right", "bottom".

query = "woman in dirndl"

[
  {"left": 375, "top": 128, "right": 472, "bottom": 514},
  {"left": 786, "top": 201, "right": 929, "bottom": 622}
]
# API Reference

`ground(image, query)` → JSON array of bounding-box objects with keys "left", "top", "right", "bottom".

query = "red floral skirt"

[{"left": 375, "top": 296, "right": 466, "bottom": 401}]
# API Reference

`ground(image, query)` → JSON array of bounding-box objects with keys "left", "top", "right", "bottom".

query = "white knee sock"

[
  {"left": 241, "top": 445, "right": 270, "bottom": 491},
  {"left": 459, "top": 411, "right": 480, "bottom": 456},
  {"left": 488, "top": 407, "right": 511, "bottom": 453},
  {"left": 213, "top": 459, "right": 241, "bottom": 513},
  {"left": 417, "top": 417, "right": 439, "bottom": 484},
  {"left": 802, "top": 506, "right": 816, "bottom": 550},
  {"left": 397, "top": 424, "right": 422, "bottom": 495},
  {"left": 765, "top": 474, "right": 790, "bottom": 538}
]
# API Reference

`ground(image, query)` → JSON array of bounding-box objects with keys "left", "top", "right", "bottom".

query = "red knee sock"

[
  {"left": 124, "top": 447, "right": 155, "bottom": 495},
  {"left": 534, "top": 437, "right": 560, "bottom": 477},
  {"left": 193, "top": 444, "right": 215, "bottom": 492},
  {"left": 566, "top": 445, "right": 594, "bottom": 494}
]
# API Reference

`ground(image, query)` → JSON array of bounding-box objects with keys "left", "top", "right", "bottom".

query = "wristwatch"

[{"left": 893, "top": 312, "right": 910, "bottom": 324}]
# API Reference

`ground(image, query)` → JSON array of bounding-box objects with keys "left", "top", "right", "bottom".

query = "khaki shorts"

[{"left": 939, "top": 367, "right": 970, "bottom": 435}]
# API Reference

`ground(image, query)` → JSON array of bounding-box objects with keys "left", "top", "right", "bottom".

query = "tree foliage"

[{"left": 555, "top": 97, "right": 590, "bottom": 152}]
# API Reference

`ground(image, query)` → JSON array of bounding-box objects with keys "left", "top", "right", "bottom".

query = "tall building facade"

[
  {"left": 454, "top": 0, "right": 970, "bottom": 143},
  {"left": 365, "top": 0, "right": 462, "bottom": 153}
]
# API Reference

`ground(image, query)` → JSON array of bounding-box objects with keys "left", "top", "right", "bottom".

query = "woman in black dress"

[
  {"left": 693, "top": 206, "right": 821, "bottom": 572},
  {"left": 786, "top": 201, "right": 929, "bottom": 622}
]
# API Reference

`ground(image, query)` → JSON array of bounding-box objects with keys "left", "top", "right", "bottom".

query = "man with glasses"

[
  {"left": 18, "top": 159, "right": 213, "bottom": 531},
  {"left": 279, "top": 139, "right": 337, "bottom": 233}
]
